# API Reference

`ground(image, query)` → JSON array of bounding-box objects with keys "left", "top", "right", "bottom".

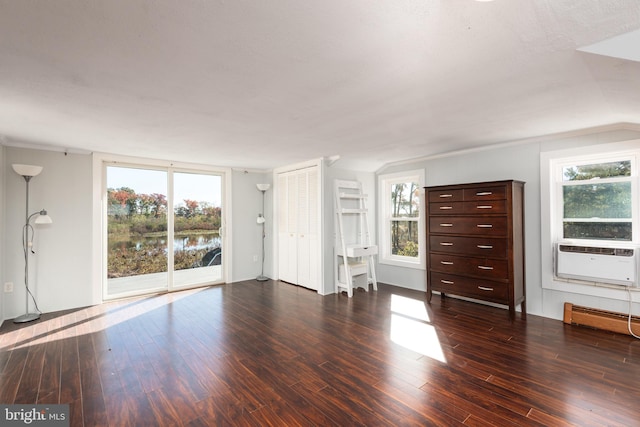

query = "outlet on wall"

[
  {"left": 4, "top": 282, "right": 14, "bottom": 293},
  {"left": 253, "top": 255, "right": 258, "bottom": 262}
]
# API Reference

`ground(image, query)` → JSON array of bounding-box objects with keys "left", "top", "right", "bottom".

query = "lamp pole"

[
  {"left": 15, "top": 174, "right": 40, "bottom": 323},
  {"left": 12, "top": 164, "right": 52, "bottom": 324},
  {"left": 256, "top": 183, "right": 270, "bottom": 281}
]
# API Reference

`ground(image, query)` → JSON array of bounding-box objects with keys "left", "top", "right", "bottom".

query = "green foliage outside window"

[
  {"left": 107, "top": 187, "right": 222, "bottom": 277},
  {"left": 562, "top": 160, "right": 630, "bottom": 181},
  {"left": 563, "top": 183, "right": 631, "bottom": 219},
  {"left": 396, "top": 240, "right": 418, "bottom": 257},
  {"left": 561, "top": 160, "right": 632, "bottom": 241}
]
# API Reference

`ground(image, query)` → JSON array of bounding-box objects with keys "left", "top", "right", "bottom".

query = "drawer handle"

[
  {"left": 440, "top": 261, "right": 454, "bottom": 265},
  {"left": 477, "top": 224, "right": 493, "bottom": 228},
  {"left": 439, "top": 194, "right": 453, "bottom": 198},
  {"left": 476, "top": 205, "right": 493, "bottom": 209},
  {"left": 439, "top": 206, "right": 453, "bottom": 210},
  {"left": 476, "top": 191, "right": 493, "bottom": 196},
  {"left": 477, "top": 245, "right": 493, "bottom": 249},
  {"left": 441, "top": 280, "right": 454, "bottom": 285},
  {"left": 478, "top": 265, "right": 494, "bottom": 270},
  {"left": 440, "top": 242, "right": 454, "bottom": 246},
  {"left": 478, "top": 286, "right": 494, "bottom": 291},
  {"left": 439, "top": 223, "right": 453, "bottom": 227}
]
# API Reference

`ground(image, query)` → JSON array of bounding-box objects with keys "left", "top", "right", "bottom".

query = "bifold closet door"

[
  {"left": 278, "top": 172, "right": 298, "bottom": 284},
  {"left": 277, "top": 166, "right": 319, "bottom": 291}
]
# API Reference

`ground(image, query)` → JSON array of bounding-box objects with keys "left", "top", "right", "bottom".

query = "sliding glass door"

[
  {"left": 106, "top": 166, "right": 169, "bottom": 297},
  {"left": 105, "top": 164, "right": 224, "bottom": 299},
  {"left": 172, "top": 171, "right": 223, "bottom": 289}
]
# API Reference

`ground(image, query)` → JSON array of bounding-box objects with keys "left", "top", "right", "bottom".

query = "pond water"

[{"left": 109, "top": 233, "right": 221, "bottom": 252}]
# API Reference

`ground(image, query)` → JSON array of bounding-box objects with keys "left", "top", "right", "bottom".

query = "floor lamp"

[
  {"left": 12, "top": 164, "right": 53, "bottom": 324},
  {"left": 256, "top": 183, "right": 270, "bottom": 281}
]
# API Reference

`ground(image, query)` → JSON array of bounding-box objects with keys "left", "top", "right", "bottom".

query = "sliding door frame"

[{"left": 91, "top": 153, "right": 232, "bottom": 303}]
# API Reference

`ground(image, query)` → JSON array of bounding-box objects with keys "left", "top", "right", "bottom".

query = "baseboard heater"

[{"left": 563, "top": 303, "right": 640, "bottom": 336}]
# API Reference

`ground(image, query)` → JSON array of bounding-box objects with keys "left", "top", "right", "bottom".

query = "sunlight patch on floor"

[
  {"left": 390, "top": 294, "right": 430, "bottom": 322},
  {"left": 390, "top": 294, "right": 447, "bottom": 363},
  {"left": 2, "top": 288, "right": 203, "bottom": 351}
]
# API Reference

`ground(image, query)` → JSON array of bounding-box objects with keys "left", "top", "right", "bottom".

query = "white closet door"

[
  {"left": 277, "top": 166, "right": 320, "bottom": 290},
  {"left": 279, "top": 172, "right": 298, "bottom": 284},
  {"left": 297, "top": 171, "right": 311, "bottom": 288}
]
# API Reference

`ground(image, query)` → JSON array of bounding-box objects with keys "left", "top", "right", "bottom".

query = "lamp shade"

[
  {"left": 12, "top": 164, "right": 43, "bottom": 177},
  {"left": 256, "top": 183, "right": 270, "bottom": 192},
  {"left": 34, "top": 214, "right": 53, "bottom": 224}
]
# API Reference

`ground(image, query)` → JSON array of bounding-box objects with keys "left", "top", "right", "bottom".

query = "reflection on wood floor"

[{"left": 1, "top": 281, "right": 639, "bottom": 426}]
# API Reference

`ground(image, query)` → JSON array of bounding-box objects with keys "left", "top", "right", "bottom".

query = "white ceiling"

[{"left": 1, "top": 1, "right": 639, "bottom": 171}]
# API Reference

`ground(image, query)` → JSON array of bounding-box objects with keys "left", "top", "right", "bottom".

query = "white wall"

[
  {"left": 231, "top": 169, "right": 273, "bottom": 282},
  {"left": 376, "top": 126, "right": 640, "bottom": 320},
  {"left": 3, "top": 147, "right": 93, "bottom": 319}
]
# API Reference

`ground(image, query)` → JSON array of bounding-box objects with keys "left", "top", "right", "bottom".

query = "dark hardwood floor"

[{"left": 1, "top": 281, "right": 639, "bottom": 426}]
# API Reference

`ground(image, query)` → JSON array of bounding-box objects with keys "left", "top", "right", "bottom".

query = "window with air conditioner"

[{"left": 547, "top": 146, "right": 640, "bottom": 288}]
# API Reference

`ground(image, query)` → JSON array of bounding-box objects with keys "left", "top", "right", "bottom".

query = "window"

[
  {"left": 561, "top": 160, "right": 632, "bottom": 241},
  {"left": 379, "top": 170, "right": 425, "bottom": 268},
  {"left": 552, "top": 152, "right": 638, "bottom": 245}
]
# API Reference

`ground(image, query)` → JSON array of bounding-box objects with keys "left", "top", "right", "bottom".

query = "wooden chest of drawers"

[{"left": 425, "top": 180, "right": 526, "bottom": 320}]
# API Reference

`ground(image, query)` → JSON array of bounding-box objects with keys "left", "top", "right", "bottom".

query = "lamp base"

[
  {"left": 13, "top": 312, "right": 41, "bottom": 324},
  {"left": 256, "top": 275, "right": 269, "bottom": 282}
]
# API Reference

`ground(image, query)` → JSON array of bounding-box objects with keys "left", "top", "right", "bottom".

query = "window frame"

[
  {"left": 552, "top": 152, "right": 638, "bottom": 246},
  {"left": 378, "top": 169, "right": 426, "bottom": 269}
]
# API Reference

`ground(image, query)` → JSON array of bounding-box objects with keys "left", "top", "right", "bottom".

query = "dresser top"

[{"left": 424, "top": 179, "right": 525, "bottom": 190}]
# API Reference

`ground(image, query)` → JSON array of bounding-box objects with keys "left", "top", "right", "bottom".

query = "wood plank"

[
  {"left": 0, "top": 347, "right": 29, "bottom": 403},
  {"left": 13, "top": 340, "right": 45, "bottom": 402},
  {"left": 59, "top": 336, "right": 81, "bottom": 404},
  {"left": 37, "top": 338, "right": 62, "bottom": 404}
]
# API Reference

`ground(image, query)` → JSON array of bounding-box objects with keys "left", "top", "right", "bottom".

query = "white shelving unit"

[{"left": 334, "top": 179, "right": 378, "bottom": 297}]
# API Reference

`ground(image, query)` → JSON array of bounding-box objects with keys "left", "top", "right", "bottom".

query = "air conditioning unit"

[{"left": 555, "top": 244, "right": 638, "bottom": 287}]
